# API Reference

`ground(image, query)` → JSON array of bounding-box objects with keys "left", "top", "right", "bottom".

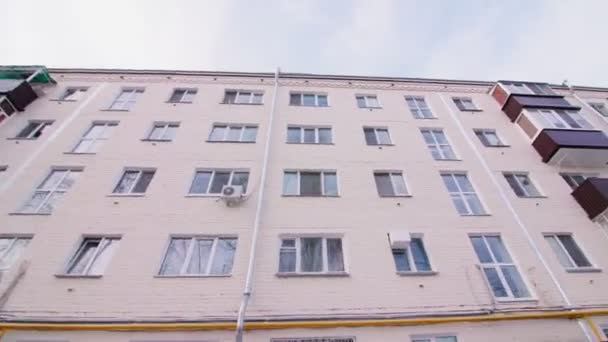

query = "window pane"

[
  {"left": 182, "top": 90, "right": 196, "bottom": 103},
  {"left": 364, "top": 128, "right": 377, "bottom": 145},
  {"left": 475, "top": 131, "right": 490, "bottom": 146},
  {"left": 148, "top": 126, "right": 165, "bottom": 140},
  {"left": 209, "top": 126, "right": 226, "bottom": 141},
  {"left": 132, "top": 171, "right": 154, "bottom": 193},
  {"left": 283, "top": 172, "right": 298, "bottom": 195},
  {"left": 505, "top": 174, "right": 525, "bottom": 197},
  {"left": 545, "top": 235, "right": 574, "bottom": 268},
  {"left": 391, "top": 173, "right": 408, "bottom": 195},
  {"left": 374, "top": 173, "right": 394, "bottom": 196},
  {"left": 73, "top": 139, "right": 94, "bottom": 153},
  {"left": 289, "top": 93, "right": 300, "bottom": 106},
  {"left": 450, "top": 194, "right": 469, "bottom": 215},
  {"left": 303, "top": 128, "right": 316, "bottom": 143},
  {"left": 231, "top": 172, "right": 249, "bottom": 193},
  {"left": 210, "top": 238, "right": 236, "bottom": 275},
  {"left": 327, "top": 238, "right": 344, "bottom": 272},
  {"left": 209, "top": 172, "right": 230, "bottom": 193},
  {"left": 67, "top": 239, "right": 100, "bottom": 274},
  {"left": 57, "top": 171, "right": 78, "bottom": 190},
  {"left": 501, "top": 265, "right": 530, "bottom": 298},
  {"left": 0, "top": 239, "right": 29, "bottom": 269},
  {"left": 411, "top": 238, "right": 431, "bottom": 271},
  {"left": 436, "top": 336, "right": 458, "bottom": 342},
  {"left": 114, "top": 171, "right": 138, "bottom": 193},
  {"left": 318, "top": 128, "right": 332, "bottom": 144},
  {"left": 279, "top": 248, "right": 296, "bottom": 273},
  {"left": 164, "top": 125, "right": 177, "bottom": 140},
  {"left": 300, "top": 238, "right": 323, "bottom": 272},
  {"left": 440, "top": 145, "right": 456, "bottom": 159},
  {"left": 227, "top": 126, "right": 242, "bottom": 141},
  {"left": 454, "top": 174, "right": 474, "bottom": 192},
  {"left": 464, "top": 193, "right": 485, "bottom": 215},
  {"left": 186, "top": 239, "right": 213, "bottom": 274},
  {"left": 470, "top": 237, "right": 493, "bottom": 263},
  {"left": 87, "top": 238, "right": 119, "bottom": 275},
  {"left": 367, "top": 96, "right": 379, "bottom": 107},
  {"left": 558, "top": 235, "right": 591, "bottom": 267},
  {"left": 516, "top": 175, "right": 540, "bottom": 197},
  {"left": 252, "top": 93, "right": 263, "bottom": 104},
  {"left": 16, "top": 122, "right": 39, "bottom": 138},
  {"left": 483, "top": 267, "right": 508, "bottom": 297},
  {"left": 441, "top": 174, "right": 459, "bottom": 192},
  {"left": 392, "top": 249, "right": 410, "bottom": 271},
  {"left": 19, "top": 192, "right": 47, "bottom": 213},
  {"left": 38, "top": 192, "right": 63, "bottom": 214},
  {"left": 40, "top": 170, "right": 67, "bottom": 189},
  {"left": 224, "top": 91, "right": 236, "bottom": 104},
  {"left": 160, "top": 238, "right": 190, "bottom": 275},
  {"left": 287, "top": 127, "right": 301, "bottom": 143},
  {"left": 317, "top": 95, "right": 328, "bottom": 107},
  {"left": 356, "top": 96, "right": 366, "bottom": 108},
  {"left": 324, "top": 172, "right": 338, "bottom": 196},
  {"left": 237, "top": 92, "right": 251, "bottom": 103},
  {"left": 303, "top": 94, "right": 315, "bottom": 106},
  {"left": 485, "top": 132, "right": 501, "bottom": 146},
  {"left": 242, "top": 127, "right": 257, "bottom": 142},
  {"left": 190, "top": 171, "right": 212, "bottom": 194},
  {"left": 485, "top": 236, "right": 512, "bottom": 263},
  {"left": 300, "top": 172, "right": 322, "bottom": 196},
  {"left": 169, "top": 89, "right": 185, "bottom": 102},
  {"left": 376, "top": 129, "right": 391, "bottom": 144}
]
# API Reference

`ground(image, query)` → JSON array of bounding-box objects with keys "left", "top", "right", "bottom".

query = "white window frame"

[
  {"left": 373, "top": 171, "right": 410, "bottom": 197},
  {"left": 290, "top": 92, "right": 329, "bottom": 107},
  {"left": 208, "top": 123, "right": 259, "bottom": 143},
  {"left": 277, "top": 235, "right": 347, "bottom": 275},
  {"left": 282, "top": 170, "right": 339, "bottom": 196},
  {"left": 187, "top": 169, "right": 250, "bottom": 196},
  {"left": 411, "top": 334, "right": 458, "bottom": 342},
  {"left": 167, "top": 88, "right": 197, "bottom": 103},
  {"left": 452, "top": 97, "right": 480, "bottom": 111},
  {"left": 441, "top": 172, "right": 486, "bottom": 216},
  {"left": 470, "top": 234, "right": 532, "bottom": 300},
  {"left": 112, "top": 168, "right": 156, "bottom": 195},
  {"left": 355, "top": 94, "right": 381, "bottom": 108},
  {"left": 18, "top": 167, "right": 82, "bottom": 214},
  {"left": 588, "top": 101, "right": 608, "bottom": 119},
  {"left": 500, "top": 82, "right": 555, "bottom": 96},
  {"left": 158, "top": 235, "right": 237, "bottom": 276},
  {"left": 363, "top": 126, "right": 392, "bottom": 146},
  {"left": 15, "top": 120, "right": 54, "bottom": 139},
  {"left": 503, "top": 172, "right": 543, "bottom": 198},
  {"left": 523, "top": 108, "right": 593, "bottom": 132},
  {"left": 63, "top": 236, "right": 120, "bottom": 276},
  {"left": 107, "top": 87, "right": 144, "bottom": 111},
  {"left": 0, "top": 236, "right": 32, "bottom": 271},
  {"left": 474, "top": 129, "right": 508, "bottom": 147},
  {"left": 56, "top": 87, "right": 88, "bottom": 101},
  {"left": 223, "top": 89, "right": 264, "bottom": 105},
  {"left": 543, "top": 233, "right": 596, "bottom": 271},
  {"left": 559, "top": 173, "right": 595, "bottom": 190},
  {"left": 391, "top": 234, "right": 433, "bottom": 273},
  {"left": 420, "top": 128, "right": 458, "bottom": 160},
  {"left": 287, "top": 125, "right": 333, "bottom": 144},
  {"left": 145, "top": 122, "right": 179, "bottom": 141},
  {"left": 405, "top": 95, "right": 435, "bottom": 119},
  {"left": 71, "top": 121, "right": 117, "bottom": 154}
]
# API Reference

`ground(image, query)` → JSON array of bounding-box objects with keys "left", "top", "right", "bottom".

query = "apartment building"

[{"left": 0, "top": 66, "right": 607, "bottom": 341}]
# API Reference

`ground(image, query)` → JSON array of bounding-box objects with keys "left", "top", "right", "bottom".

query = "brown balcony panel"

[
  {"left": 0, "top": 79, "right": 38, "bottom": 111},
  {"left": 503, "top": 95, "right": 580, "bottom": 122},
  {"left": 532, "top": 129, "right": 608, "bottom": 166},
  {"left": 572, "top": 178, "right": 608, "bottom": 219}
]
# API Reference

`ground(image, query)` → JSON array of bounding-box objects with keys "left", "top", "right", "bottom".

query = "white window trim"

[
  {"left": 405, "top": 95, "right": 435, "bottom": 119},
  {"left": 391, "top": 233, "right": 435, "bottom": 274},
  {"left": 290, "top": 92, "right": 329, "bottom": 107},
  {"left": 70, "top": 121, "right": 118, "bottom": 154},
  {"left": 520, "top": 109, "right": 594, "bottom": 136},
  {"left": 0, "top": 235, "right": 32, "bottom": 271},
  {"left": 282, "top": 169, "right": 339, "bottom": 197},
  {"left": 587, "top": 101, "right": 608, "bottom": 121},
  {"left": 277, "top": 234, "right": 348, "bottom": 276},
  {"left": 287, "top": 125, "right": 333, "bottom": 144},
  {"left": 111, "top": 167, "right": 156, "bottom": 196},
  {"left": 503, "top": 172, "right": 544, "bottom": 198},
  {"left": 18, "top": 167, "right": 83, "bottom": 214},
  {"left": 500, "top": 82, "right": 556, "bottom": 96},
  {"left": 421, "top": 128, "right": 459, "bottom": 160},
  {"left": 208, "top": 123, "right": 259, "bottom": 143},
  {"left": 441, "top": 172, "right": 487, "bottom": 216},
  {"left": 474, "top": 128, "right": 509, "bottom": 147},
  {"left": 61, "top": 236, "right": 121, "bottom": 277},
  {"left": 363, "top": 126, "right": 392, "bottom": 146},
  {"left": 54, "top": 86, "right": 89, "bottom": 101},
  {"left": 167, "top": 88, "right": 197, "bottom": 103},
  {"left": 411, "top": 334, "right": 458, "bottom": 342},
  {"left": 543, "top": 233, "right": 599, "bottom": 272},
  {"left": 223, "top": 89, "right": 264, "bottom": 105},
  {"left": 453, "top": 97, "right": 481, "bottom": 111},
  {"left": 15, "top": 120, "right": 54, "bottom": 139},
  {"left": 470, "top": 233, "right": 534, "bottom": 301},
  {"left": 144, "top": 122, "right": 179, "bottom": 141},
  {"left": 187, "top": 168, "right": 250, "bottom": 196},
  {"left": 157, "top": 235, "right": 238, "bottom": 277},
  {"left": 374, "top": 170, "right": 411, "bottom": 197},
  {"left": 107, "top": 87, "right": 145, "bottom": 111},
  {"left": 355, "top": 94, "right": 381, "bottom": 108}
]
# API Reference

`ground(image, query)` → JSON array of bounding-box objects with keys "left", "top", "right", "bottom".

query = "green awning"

[{"left": 0, "top": 66, "right": 55, "bottom": 84}]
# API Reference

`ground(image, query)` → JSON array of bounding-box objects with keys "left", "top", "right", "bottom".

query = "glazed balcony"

[{"left": 572, "top": 178, "right": 608, "bottom": 219}]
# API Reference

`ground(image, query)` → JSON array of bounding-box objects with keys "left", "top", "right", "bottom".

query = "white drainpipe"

[{"left": 235, "top": 68, "right": 280, "bottom": 342}]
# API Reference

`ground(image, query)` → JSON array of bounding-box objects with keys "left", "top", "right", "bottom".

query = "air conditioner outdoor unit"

[
  {"left": 221, "top": 185, "right": 245, "bottom": 206},
  {"left": 389, "top": 231, "right": 411, "bottom": 249}
]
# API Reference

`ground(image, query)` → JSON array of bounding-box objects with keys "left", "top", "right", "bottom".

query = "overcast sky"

[{"left": 3, "top": 0, "right": 607, "bottom": 86}]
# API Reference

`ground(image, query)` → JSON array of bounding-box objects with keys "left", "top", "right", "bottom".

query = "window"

[
  {"left": 72, "top": 122, "right": 117, "bottom": 153},
  {"left": 356, "top": 94, "right": 380, "bottom": 108},
  {"left": 452, "top": 97, "right": 480, "bottom": 111},
  {"left": 412, "top": 335, "right": 457, "bottom": 342},
  {"left": 501, "top": 82, "right": 555, "bottom": 96},
  {"left": 168, "top": 88, "right": 197, "bottom": 103},
  {"left": 544, "top": 234, "right": 593, "bottom": 270},
  {"left": 420, "top": 129, "right": 457, "bottom": 160},
  {"left": 278, "top": 236, "right": 345, "bottom": 274},
  {"left": 589, "top": 102, "right": 608, "bottom": 118},
  {"left": 283, "top": 170, "right": 338, "bottom": 196},
  {"left": 470, "top": 235, "right": 530, "bottom": 299},
  {"left": 108, "top": 88, "right": 144, "bottom": 110},
  {"left": 290, "top": 92, "right": 328, "bottom": 107},
  {"left": 374, "top": 171, "right": 409, "bottom": 197},
  {"left": 287, "top": 126, "right": 332, "bottom": 144},
  {"left": 15, "top": 121, "right": 53, "bottom": 139},
  {"left": 209, "top": 124, "right": 258, "bottom": 143},
  {"left": 113, "top": 168, "right": 155, "bottom": 194},
  {"left": 503, "top": 173, "right": 542, "bottom": 198},
  {"left": 19, "top": 168, "right": 81, "bottom": 214},
  {"left": 0, "top": 237, "right": 31, "bottom": 270},
  {"left": 64, "top": 237, "right": 120, "bottom": 276},
  {"left": 560, "top": 173, "right": 593, "bottom": 190},
  {"left": 272, "top": 338, "right": 354, "bottom": 342},
  {"left": 159, "top": 237, "right": 237, "bottom": 276},
  {"left": 405, "top": 96, "right": 434, "bottom": 119},
  {"left": 0, "top": 165, "right": 7, "bottom": 184},
  {"left": 363, "top": 127, "right": 392, "bottom": 145},
  {"left": 57, "top": 87, "right": 88, "bottom": 101},
  {"left": 527, "top": 109, "right": 592, "bottom": 130},
  {"left": 440, "top": 173, "right": 486, "bottom": 215},
  {"left": 145, "top": 122, "right": 179, "bottom": 141},
  {"left": 189, "top": 169, "right": 249, "bottom": 195},
  {"left": 474, "top": 129, "right": 507, "bottom": 147},
  {"left": 392, "top": 236, "right": 431, "bottom": 272},
  {"left": 223, "top": 90, "right": 263, "bottom": 104}
]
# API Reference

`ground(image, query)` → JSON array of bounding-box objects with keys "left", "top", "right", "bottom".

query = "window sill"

[
  {"left": 8, "top": 212, "right": 51, "bottom": 216},
  {"left": 396, "top": 271, "right": 438, "bottom": 276},
  {"left": 460, "top": 109, "right": 483, "bottom": 112},
  {"left": 64, "top": 152, "right": 96, "bottom": 155},
  {"left": 434, "top": 158, "right": 462, "bottom": 161},
  {"left": 55, "top": 274, "right": 102, "bottom": 279},
  {"left": 220, "top": 102, "right": 264, "bottom": 106},
  {"left": 495, "top": 298, "right": 539, "bottom": 304},
  {"left": 206, "top": 140, "right": 256, "bottom": 144},
  {"left": 516, "top": 195, "right": 548, "bottom": 199},
  {"left": 286, "top": 142, "right": 334, "bottom": 145},
  {"left": 141, "top": 139, "right": 173, "bottom": 142},
  {"left": 100, "top": 109, "right": 130, "bottom": 112},
  {"left": 49, "top": 99, "right": 77, "bottom": 102},
  {"left": 459, "top": 213, "right": 492, "bottom": 217},
  {"left": 276, "top": 271, "right": 349, "bottom": 278},
  {"left": 379, "top": 195, "right": 413, "bottom": 198},
  {"left": 566, "top": 267, "right": 602, "bottom": 273},
  {"left": 485, "top": 145, "right": 511, "bottom": 148},
  {"left": 165, "top": 101, "right": 193, "bottom": 104},
  {"left": 289, "top": 105, "right": 330, "bottom": 108},
  {"left": 6, "top": 138, "right": 39, "bottom": 141},
  {"left": 282, "top": 194, "right": 340, "bottom": 198},
  {"left": 414, "top": 117, "right": 438, "bottom": 120},
  {"left": 107, "top": 193, "right": 146, "bottom": 198},
  {"left": 368, "top": 144, "right": 394, "bottom": 147},
  {"left": 154, "top": 274, "right": 232, "bottom": 278},
  {"left": 185, "top": 193, "right": 249, "bottom": 198},
  {"left": 359, "top": 107, "right": 383, "bottom": 109}
]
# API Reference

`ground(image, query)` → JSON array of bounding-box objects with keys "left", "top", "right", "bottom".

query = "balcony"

[
  {"left": 0, "top": 66, "right": 56, "bottom": 124},
  {"left": 572, "top": 178, "right": 608, "bottom": 219},
  {"left": 532, "top": 129, "right": 608, "bottom": 166}
]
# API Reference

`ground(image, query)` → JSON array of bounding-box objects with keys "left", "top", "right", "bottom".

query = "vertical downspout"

[
  {"left": 235, "top": 68, "right": 280, "bottom": 342},
  {"left": 438, "top": 94, "right": 594, "bottom": 342}
]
